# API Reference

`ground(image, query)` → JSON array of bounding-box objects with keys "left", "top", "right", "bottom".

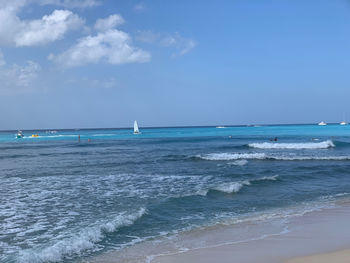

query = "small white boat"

[
  {"left": 318, "top": 121, "right": 327, "bottom": 126},
  {"left": 216, "top": 126, "right": 226, "bottom": 129},
  {"left": 340, "top": 121, "right": 347, "bottom": 125},
  {"left": 134, "top": 120, "right": 140, "bottom": 134}
]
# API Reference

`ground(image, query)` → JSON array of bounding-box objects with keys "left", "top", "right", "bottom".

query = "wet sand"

[{"left": 151, "top": 202, "right": 350, "bottom": 263}]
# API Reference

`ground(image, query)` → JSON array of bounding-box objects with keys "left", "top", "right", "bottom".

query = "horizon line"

[{"left": 0, "top": 122, "right": 346, "bottom": 132}]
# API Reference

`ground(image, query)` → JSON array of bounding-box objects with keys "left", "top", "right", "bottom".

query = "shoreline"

[
  {"left": 151, "top": 200, "right": 350, "bottom": 263},
  {"left": 88, "top": 198, "right": 350, "bottom": 263}
]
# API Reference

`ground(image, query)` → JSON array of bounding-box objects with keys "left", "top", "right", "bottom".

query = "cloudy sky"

[{"left": 1, "top": 0, "right": 350, "bottom": 130}]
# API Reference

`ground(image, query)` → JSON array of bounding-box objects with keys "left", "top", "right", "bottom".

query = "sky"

[{"left": 1, "top": 0, "right": 350, "bottom": 130}]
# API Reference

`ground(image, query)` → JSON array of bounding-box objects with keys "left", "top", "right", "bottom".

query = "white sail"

[{"left": 134, "top": 120, "right": 140, "bottom": 134}]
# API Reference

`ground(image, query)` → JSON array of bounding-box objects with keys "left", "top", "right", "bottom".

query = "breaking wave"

[
  {"left": 201, "top": 175, "right": 279, "bottom": 195},
  {"left": 248, "top": 140, "right": 335, "bottom": 149},
  {"left": 18, "top": 208, "right": 147, "bottom": 263},
  {"left": 198, "top": 153, "right": 266, "bottom": 161},
  {"left": 198, "top": 153, "right": 350, "bottom": 161}
]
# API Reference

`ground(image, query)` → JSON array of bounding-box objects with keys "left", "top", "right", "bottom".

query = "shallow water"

[{"left": 1, "top": 124, "right": 350, "bottom": 262}]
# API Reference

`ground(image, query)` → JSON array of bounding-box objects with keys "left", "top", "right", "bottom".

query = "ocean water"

[{"left": 1, "top": 124, "right": 350, "bottom": 263}]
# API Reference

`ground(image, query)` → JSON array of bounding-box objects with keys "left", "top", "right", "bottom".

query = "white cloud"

[
  {"left": 136, "top": 31, "right": 196, "bottom": 56},
  {"left": 16, "top": 10, "right": 84, "bottom": 46},
  {"left": 51, "top": 29, "right": 150, "bottom": 68},
  {"left": 0, "top": 3, "right": 84, "bottom": 47},
  {"left": 50, "top": 15, "right": 151, "bottom": 68},
  {"left": 94, "top": 14, "right": 124, "bottom": 32},
  {"left": 161, "top": 33, "right": 197, "bottom": 56},
  {"left": 38, "top": 0, "right": 100, "bottom": 8},
  {"left": 0, "top": 2, "right": 24, "bottom": 46},
  {"left": 0, "top": 60, "right": 41, "bottom": 94}
]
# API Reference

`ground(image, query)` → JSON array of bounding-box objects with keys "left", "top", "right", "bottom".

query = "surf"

[
  {"left": 197, "top": 152, "right": 350, "bottom": 161},
  {"left": 248, "top": 140, "right": 335, "bottom": 149},
  {"left": 17, "top": 208, "right": 147, "bottom": 263}
]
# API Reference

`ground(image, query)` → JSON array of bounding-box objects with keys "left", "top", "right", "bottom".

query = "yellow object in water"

[{"left": 31, "top": 134, "right": 39, "bottom": 137}]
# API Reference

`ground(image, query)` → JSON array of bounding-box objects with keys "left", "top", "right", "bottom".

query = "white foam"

[
  {"left": 258, "top": 175, "right": 279, "bottom": 181},
  {"left": 228, "top": 160, "right": 248, "bottom": 166},
  {"left": 18, "top": 208, "right": 146, "bottom": 263},
  {"left": 199, "top": 153, "right": 267, "bottom": 161},
  {"left": 213, "top": 181, "right": 250, "bottom": 193},
  {"left": 271, "top": 156, "right": 350, "bottom": 161},
  {"left": 198, "top": 152, "right": 350, "bottom": 161},
  {"left": 210, "top": 176, "right": 279, "bottom": 194},
  {"left": 248, "top": 140, "right": 335, "bottom": 149}
]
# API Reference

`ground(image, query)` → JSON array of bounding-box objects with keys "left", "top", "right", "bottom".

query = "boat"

[
  {"left": 16, "top": 130, "right": 23, "bottom": 138},
  {"left": 318, "top": 121, "right": 327, "bottom": 126},
  {"left": 134, "top": 120, "right": 140, "bottom": 134},
  {"left": 31, "top": 134, "right": 39, "bottom": 137},
  {"left": 340, "top": 121, "right": 347, "bottom": 125}
]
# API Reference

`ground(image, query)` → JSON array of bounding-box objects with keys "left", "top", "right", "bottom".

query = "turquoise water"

[
  {"left": 1, "top": 124, "right": 350, "bottom": 262},
  {"left": 1, "top": 124, "right": 350, "bottom": 142}
]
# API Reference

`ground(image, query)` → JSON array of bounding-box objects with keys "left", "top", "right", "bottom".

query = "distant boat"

[
  {"left": 340, "top": 121, "right": 347, "bottom": 125},
  {"left": 318, "top": 121, "right": 327, "bottom": 126},
  {"left": 31, "top": 134, "right": 39, "bottom": 137},
  {"left": 134, "top": 120, "right": 140, "bottom": 134},
  {"left": 216, "top": 126, "right": 226, "bottom": 128},
  {"left": 16, "top": 130, "right": 23, "bottom": 138}
]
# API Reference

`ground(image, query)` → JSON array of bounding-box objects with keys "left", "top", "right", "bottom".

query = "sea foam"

[
  {"left": 198, "top": 152, "right": 350, "bottom": 161},
  {"left": 248, "top": 140, "right": 335, "bottom": 149},
  {"left": 18, "top": 208, "right": 147, "bottom": 263},
  {"left": 199, "top": 153, "right": 267, "bottom": 161},
  {"left": 210, "top": 175, "right": 279, "bottom": 194}
]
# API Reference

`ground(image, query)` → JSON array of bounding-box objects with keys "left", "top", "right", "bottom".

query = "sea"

[{"left": 1, "top": 124, "right": 350, "bottom": 263}]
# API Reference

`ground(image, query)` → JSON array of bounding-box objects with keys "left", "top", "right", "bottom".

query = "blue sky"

[{"left": 0, "top": 0, "right": 350, "bottom": 130}]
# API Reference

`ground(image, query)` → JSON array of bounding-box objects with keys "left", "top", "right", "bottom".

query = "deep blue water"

[{"left": 1, "top": 124, "right": 350, "bottom": 262}]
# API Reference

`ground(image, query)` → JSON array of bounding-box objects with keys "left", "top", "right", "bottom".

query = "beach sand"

[
  {"left": 286, "top": 249, "right": 350, "bottom": 263},
  {"left": 90, "top": 200, "right": 350, "bottom": 263},
  {"left": 150, "top": 202, "right": 350, "bottom": 263}
]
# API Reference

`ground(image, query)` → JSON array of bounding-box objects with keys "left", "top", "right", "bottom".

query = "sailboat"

[{"left": 134, "top": 120, "right": 140, "bottom": 134}]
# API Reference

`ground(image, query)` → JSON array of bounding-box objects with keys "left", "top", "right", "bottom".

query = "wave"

[
  {"left": 198, "top": 153, "right": 266, "bottom": 161},
  {"left": 248, "top": 140, "right": 335, "bottom": 149},
  {"left": 18, "top": 208, "right": 146, "bottom": 263},
  {"left": 198, "top": 152, "right": 350, "bottom": 161},
  {"left": 227, "top": 160, "right": 248, "bottom": 166},
  {"left": 201, "top": 175, "right": 279, "bottom": 195},
  {"left": 270, "top": 156, "right": 350, "bottom": 161}
]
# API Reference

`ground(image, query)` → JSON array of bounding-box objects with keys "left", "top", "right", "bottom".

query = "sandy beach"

[
  {"left": 287, "top": 249, "right": 350, "bottom": 263},
  {"left": 150, "top": 201, "right": 350, "bottom": 263},
  {"left": 88, "top": 200, "right": 350, "bottom": 263}
]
